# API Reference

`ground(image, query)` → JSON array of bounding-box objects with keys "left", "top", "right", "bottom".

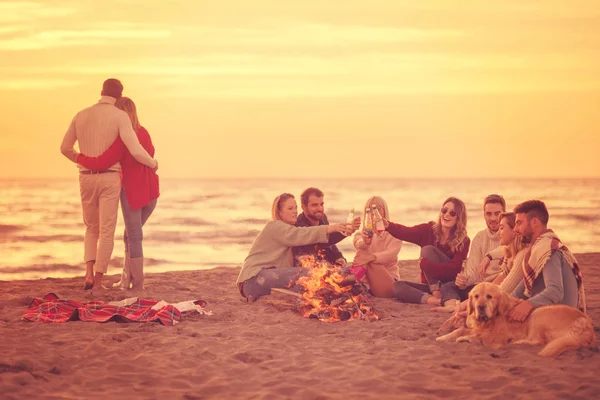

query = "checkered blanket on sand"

[{"left": 21, "top": 293, "right": 211, "bottom": 326}]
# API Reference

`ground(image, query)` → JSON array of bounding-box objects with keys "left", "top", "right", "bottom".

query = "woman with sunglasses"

[
  {"left": 362, "top": 197, "right": 470, "bottom": 305},
  {"left": 236, "top": 193, "right": 353, "bottom": 302}
]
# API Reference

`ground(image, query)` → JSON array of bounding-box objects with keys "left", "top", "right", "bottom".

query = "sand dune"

[{"left": 1, "top": 255, "right": 599, "bottom": 400}]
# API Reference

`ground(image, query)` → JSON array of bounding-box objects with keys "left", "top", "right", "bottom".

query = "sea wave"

[
  {"left": 233, "top": 218, "right": 270, "bottom": 225},
  {"left": 0, "top": 263, "right": 83, "bottom": 274},
  {"left": 0, "top": 257, "right": 171, "bottom": 275},
  {"left": 148, "top": 230, "right": 260, "bottom": 244},
  {"left": 178, "top": 194, "right": 225, "bottom": 204},
  {"left": 5, "top": 234, "right": 82, "bottom": 243},
  {"left": 163, "top": 217, "right": 217, "bottom": 227},
  {"left": 0, "top": 224, "right": 24, "bottom": 234}
]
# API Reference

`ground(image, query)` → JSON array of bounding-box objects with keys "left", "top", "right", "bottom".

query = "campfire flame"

[{"left": 295, "top": 254, "right": 378, "bottom": 322}]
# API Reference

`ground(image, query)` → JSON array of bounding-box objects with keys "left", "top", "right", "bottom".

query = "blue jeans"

[
  {"left": 392, "top": 245, "right": 452, "bottom": 304},
  {"left": 121, "top": 188, "right": 157, "bottom": 258},
  {"left": 241, "top": 267, "right": 310, "bottom": 299}
]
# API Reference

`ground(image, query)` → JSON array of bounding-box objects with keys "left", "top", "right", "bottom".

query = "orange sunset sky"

[{"left": 0, "top": 0, "right": 598, "bottom": 179}]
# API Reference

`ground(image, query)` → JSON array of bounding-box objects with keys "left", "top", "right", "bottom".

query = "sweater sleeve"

[
  {"left": 372, "top": 235, "right": 402, "bottom": 265},
  {"left": 271, "top": 221, "right": 329, "bottom": 247},
  {"left": 76, "top": 137, "right": 125, "bottom": 170},
  {"left": 60, "top": 115, "right": 79, "bottom": 163},
  {"left": 499, "top": 259, "right": 524, "bottom": 294},
  {"left": 321, "top": 215, "right": 345, "bottom": 246},
  {"left": 386, "top": 222, "right": 432, "bottom": 247},
  {"left": 353, "top": 231, "right": 368, "bottom": 250},
  {"left": 527, "top": 251, "right": 565, "bottom": 308},
  {"left": 420, "top": 237, "right": 471, "bottom": 282},
  {"left": 487, "top": 246, "right": 505, "bottom": 260},
  {"left": 462, "top": 232, "right": 483, "bottom": 284}
]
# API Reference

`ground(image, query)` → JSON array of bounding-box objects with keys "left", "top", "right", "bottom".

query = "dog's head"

[{"left": 467, "top": 282, "right": 512, "bottom": 324}]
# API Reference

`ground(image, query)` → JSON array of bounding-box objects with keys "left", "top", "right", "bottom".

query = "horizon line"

[{"left": 1, "top": 176, "right": 600, "bottom": 181}]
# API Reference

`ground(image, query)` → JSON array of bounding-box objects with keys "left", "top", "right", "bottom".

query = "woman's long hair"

[
  {"left": 432, "top": 197, "right": 468, "bottom": 253},
  {"left": 115, "top": 97, "right": 141, "bottom": 131},
  {"left": 499, "top": 212, "right": 525, "bottom": 260}
]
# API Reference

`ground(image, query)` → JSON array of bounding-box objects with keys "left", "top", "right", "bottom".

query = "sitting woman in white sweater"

[{"left": 236, "top": 193, "right": 352, "bottom": 302}]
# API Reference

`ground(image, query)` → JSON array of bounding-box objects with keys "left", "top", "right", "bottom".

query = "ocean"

[{"left": 1, "top": 178, "right": 599, "bottom": 281}]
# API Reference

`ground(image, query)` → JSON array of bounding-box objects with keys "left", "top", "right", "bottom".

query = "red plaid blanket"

[{"left": 21, "top": 293, "right": 208, "bottom": 326}]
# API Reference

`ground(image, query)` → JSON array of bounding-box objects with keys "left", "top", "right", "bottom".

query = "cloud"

[
  {"left": 0, "top": 78, "right": 82, "bottom": 91},
  {"left": 0, "top": 1, "right": 76, "bottom": 23},
  {"left": 0, "top": 27, "right": 172, "bottom": 51},
  {"left": 183, "top": 23, "right": 464, "bottom": 47}
]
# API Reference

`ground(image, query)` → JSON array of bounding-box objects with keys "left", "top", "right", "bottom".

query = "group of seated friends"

[{"left": 236, "top": 188, "right": 586, "bottom": 323}]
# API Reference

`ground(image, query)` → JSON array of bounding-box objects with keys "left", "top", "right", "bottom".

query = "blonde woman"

[
  {"left": 379, "top": 197, "right": 470, "bottom": 305},
  {"left": 76, "top": 97, "right": 159, "bottom": 290},
  {"left": 349, "top": 196, "right": 403, "bottom": 297},
  {"left": 482, "top": 211, "right": 527, "bottom": 292},
  {"left": 236, "top": 193, "right": 352, "bottom": 301}
]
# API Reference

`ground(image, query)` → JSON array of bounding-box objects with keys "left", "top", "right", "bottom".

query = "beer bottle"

[
  {"left": 364, "top": 208, "right": 373, "bottom": 237},
  {"left": 372, "top": 205, "right": 385, "bottom": 234}
]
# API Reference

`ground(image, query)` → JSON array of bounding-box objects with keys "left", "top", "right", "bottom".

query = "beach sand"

[{"left": 1, "top": 255, "right": 599, "bottom": 400}]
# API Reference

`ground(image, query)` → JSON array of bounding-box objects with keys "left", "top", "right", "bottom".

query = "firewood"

[{"left": 271, "top": 288, "right": 303, "bottom": 299}]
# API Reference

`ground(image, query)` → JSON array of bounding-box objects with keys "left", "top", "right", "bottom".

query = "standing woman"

[{"left": 76, "top": 97, "right": 159, "bottom": 289}]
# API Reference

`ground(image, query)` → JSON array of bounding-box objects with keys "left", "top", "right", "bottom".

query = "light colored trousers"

[{"left": 79, "top": 172, "right": 121, "bottom": 273}]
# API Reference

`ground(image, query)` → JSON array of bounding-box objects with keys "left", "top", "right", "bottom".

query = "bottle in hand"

[
  {"left": 364, "top": 208, "right": 373, "bottom": 237},
  {"left": 343, "top": 208, "right": 355, "bottom": 236},
  {"left": 371, "top": 205, "right": 385, "bottom": 234}
]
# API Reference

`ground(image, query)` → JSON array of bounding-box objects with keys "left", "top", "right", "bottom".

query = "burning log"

[{"left": 294, "top": 258, "right": 379, "bottom": 323}]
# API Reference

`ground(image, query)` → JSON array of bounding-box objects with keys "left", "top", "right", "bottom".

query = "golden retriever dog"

[{"left": 436, "top": 282, "right": 596, "bottom": 357}]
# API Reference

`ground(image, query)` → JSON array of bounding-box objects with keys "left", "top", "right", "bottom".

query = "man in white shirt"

[
  {"left": 60, "top": 78, "right": 158, "bottom": 290},
  {"left": 436, "top": 194, "right": 505, "bottom": 311}
]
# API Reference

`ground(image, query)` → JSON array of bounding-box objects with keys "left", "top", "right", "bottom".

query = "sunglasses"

[{"left": 440, "top": 208, "right": 457, "bottom": 217}]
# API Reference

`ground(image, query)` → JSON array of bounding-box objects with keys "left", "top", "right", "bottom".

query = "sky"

[{"left": 0, "top": 0, "right": 599, "bottom": 179}]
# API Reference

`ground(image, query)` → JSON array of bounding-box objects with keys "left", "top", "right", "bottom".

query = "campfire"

[{"left": 293, "top": 255, "right": 378, "bottom": 323}]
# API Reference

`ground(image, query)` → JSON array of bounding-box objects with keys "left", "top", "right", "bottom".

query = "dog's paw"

[{"left": 456, "top": 336, "right": 472, "bottom": 343}]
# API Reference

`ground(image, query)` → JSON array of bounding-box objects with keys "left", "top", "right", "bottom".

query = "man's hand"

[
  {"left": 455, "top": 273, "right": 468, "bottom": 289},
  {"left": 508, "top": 300, "right": 534, "bottom": 322},
  {"left": 477, "top": 257, "right": 491, "bottom": 280},
  {"left": 350, "top": 217, "right": 361, "bottom": 233},
  {"left": 335, "top": 258, "right": 347, "bottom": 268}
]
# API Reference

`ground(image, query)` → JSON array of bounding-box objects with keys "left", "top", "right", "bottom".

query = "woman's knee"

[{"left": 420, "top": 245, "right": 439, "bottom": 259}]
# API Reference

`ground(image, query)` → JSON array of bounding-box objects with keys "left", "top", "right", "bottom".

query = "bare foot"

[
  {"left": 83, "top": 275, "right": 94, "bottom": 290},
  {"left": 426, "top": 296, "right": 441, "bottom": 306},
  {"left": 430, "top": 305, "right": 455, "bottom": 313}
]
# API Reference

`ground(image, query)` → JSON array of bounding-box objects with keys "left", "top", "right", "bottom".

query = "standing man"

[
  {"left": 293, "top": 187, "right": 360, "bottom": 267},
  {"left": 60, "top": 78, "right": 158, "bottom": 290},
  {"left": 437, "top": 194, "right": 505, "bottom": 310}
]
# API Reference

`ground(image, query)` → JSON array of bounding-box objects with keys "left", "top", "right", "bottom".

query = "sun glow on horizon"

[{"left": 0, "top": 0, "right": 599, "bottom": 179}]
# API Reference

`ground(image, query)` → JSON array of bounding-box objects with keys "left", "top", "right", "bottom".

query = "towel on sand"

[{"left": 21, "top": 293, "right": 213, "bottom": 326}]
